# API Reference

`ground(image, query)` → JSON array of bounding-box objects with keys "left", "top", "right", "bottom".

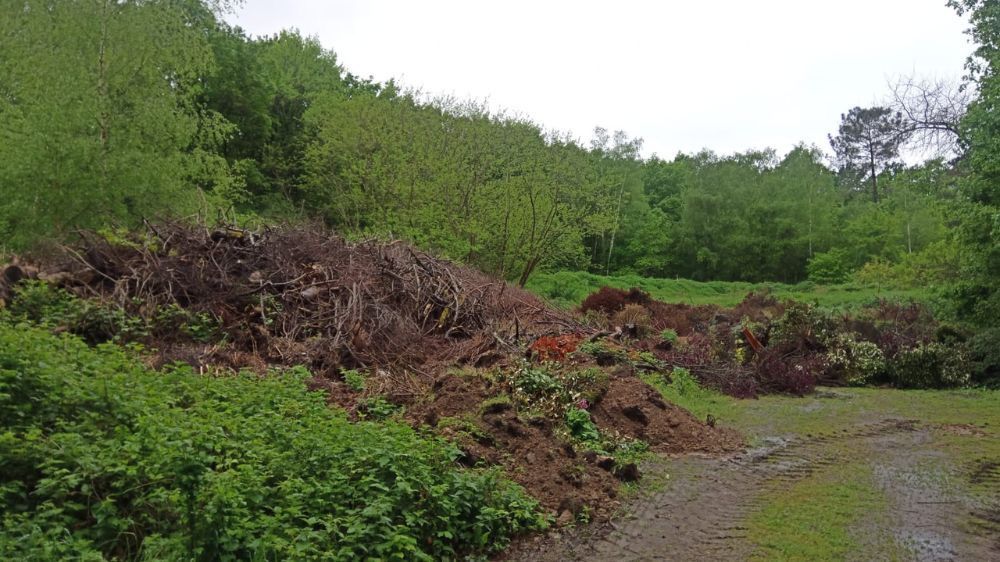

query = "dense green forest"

[{"left": 0, "top": 1, "right": 996, "bottom": 338}]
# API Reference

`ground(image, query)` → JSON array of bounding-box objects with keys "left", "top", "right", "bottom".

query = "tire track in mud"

[
  {"left": 511, "top": 419, "right": 922, "bottom": 561},
  {"left": 966, "top": 457, "right": 1000, "bottom": 555}
]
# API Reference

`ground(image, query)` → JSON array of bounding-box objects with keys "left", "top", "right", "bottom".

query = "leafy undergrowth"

[
  {"left": 747, "top": 462, "right": 891, "bottom": 561},
  {"left": 0, "top": 323, "right": 546, "bottom": 561}
]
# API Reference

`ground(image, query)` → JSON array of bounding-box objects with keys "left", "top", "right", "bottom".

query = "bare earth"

[{"left": 508, "top": 417, "right": 1000, "bottom": 561}]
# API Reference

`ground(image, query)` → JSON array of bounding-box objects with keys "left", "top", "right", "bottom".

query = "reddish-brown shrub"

[{"left": 579, "top": 286, "right": 650, "bottom": 315}]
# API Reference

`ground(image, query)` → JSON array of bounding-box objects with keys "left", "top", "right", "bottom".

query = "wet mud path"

[{"left": 509, "top": 418, "right": 1000, "bottom": 561}]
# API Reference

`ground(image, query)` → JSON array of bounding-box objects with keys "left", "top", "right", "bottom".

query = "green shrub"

[
  {"left": 152, "top": 303, "right": 219, "bottom": 343},
  {"left": 342, "top": 368, "right": 366, "bottom": 392},
  {"left": 968, "top": 328, "right": 1000, "bottom": 385},
  {"left": 564, "top": 408, "right": 600, "bottom": 442},
  {"left": 825, "top": 334, "right": 887, "bottom": 386},
  {"left": 576, "top": 340, "right": 626, "bottom": 364},
  {"left": 514, "top": 365, "right": 563, "bottom": 397},
  {"left": 807, "top": 250, "right": 851, "bottom": 284},
  {"left": 660, "top": 328, "right": 679, "bottom": 345},
  {"left": 562, "top": 367, "right": 610, "bottom": 404},
  {"left": 357, "top": 396, "right": 402, "bottom": 420},
  {"left": 890, "top": 342, "right": 972, "bottom": 389},
  {"left": 0, "top": 324, "right": 545, "bottom": 560}
]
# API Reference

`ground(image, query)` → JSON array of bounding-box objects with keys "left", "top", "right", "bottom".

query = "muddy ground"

[{"left": 507, "top": 390, "right": 1000, "bottom": 561}]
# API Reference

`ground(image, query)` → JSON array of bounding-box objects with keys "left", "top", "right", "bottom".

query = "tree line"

[{"left": 0, "top": 1, "right": 995, "bottom": 325}]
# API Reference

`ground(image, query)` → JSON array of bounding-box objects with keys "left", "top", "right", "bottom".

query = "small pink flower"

[{"left": 576, "top": 399, "right": 590, "bottom": 410}]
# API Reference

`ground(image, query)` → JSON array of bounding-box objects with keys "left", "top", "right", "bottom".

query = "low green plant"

[
  {"left": 358, "top": 396, "right": 402, "bottom": 420},
  {"left": 565, "top": 407, "right": 600, "bottom": 442},
  {"left": 514, "top": 365, "right": 563, "bottom": 397},
  {"left": 576, "top": 340, "right": 626, "bottom": 363},
  {"left": 562, "top": 367, "right": 610, "bottom": 404},
  {"left": 7, "top": 280, "right": 148, "bottom": 343},
  {"left": 0, "top": 324, "right": 546, "bottom": 560},
  {"left": 660, "top": 328, "right": 679, "bottom": 345},
  {"left": 342, "top": 368, "right": 366, "bottom": 392}
]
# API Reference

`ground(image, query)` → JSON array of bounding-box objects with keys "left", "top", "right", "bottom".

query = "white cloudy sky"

[{"left": 227, "top": 1, "right": 972, "bottom": 159}]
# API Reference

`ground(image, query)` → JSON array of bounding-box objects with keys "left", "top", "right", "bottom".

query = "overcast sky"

[{"left": 227, "top": 1, "right": 972, "bottom": 160}]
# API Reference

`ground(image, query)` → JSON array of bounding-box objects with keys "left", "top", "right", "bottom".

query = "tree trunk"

[{"left": 869, "top": 150, "right": 879, "bottom": 203}]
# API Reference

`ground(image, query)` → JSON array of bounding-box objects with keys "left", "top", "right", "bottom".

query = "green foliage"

[
  {"left": 562, "top": 367, "right": 611, "bottom": 404},
  {"left": 576, "top": 341, "right": 627, "bottom": 363},
  {"left": 890, "top": 342, "right": 972, "bottom": 389},
  {"left": 6, "top": 281, "right": 223, "bottom": 346},
  {"left": 770, "top": 301, "right": 835, "bottom": 349},
  {"left": 807, "top": 249, "right": 852, "bottom": 284},
  {"left": 7, "top": 281, "right": 148, "bottom": 344},
  {"left": 0, "top": 324, "right": 545, "bottom": 560},
  {"left": 342, "top": 369, "right": 366, "bottom": 392},
  {"left": 0, "top": 0, "right": 235, "bottom": 249},
  {"left": 564, "top": 408, "right": 600, "bottom": 442},
  {"left": 152, "top": 303, "right": 220, "bottom": 343},
  {"left": 660, "top": 328, "right": 679, "bottom": 344},
  {"left": 514, "top": 365, "right": 564, "bottom": 398},
  {"left": 357, "top": 396, "right": 402, "bottom": 420},
  {"left": 968, "top": 328, "right": 1000, "bottom": 384},
  {"left": 826, "top": 334, "right": 887, "bottom": 386}
]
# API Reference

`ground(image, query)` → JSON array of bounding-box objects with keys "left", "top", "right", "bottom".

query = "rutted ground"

[{"left": 508, "top": 389, "right": 1000, "bottom": 561}]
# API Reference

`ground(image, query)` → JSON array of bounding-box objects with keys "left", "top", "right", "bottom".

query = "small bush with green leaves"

[
  {"left": 660, "top": 328, "right": 679, "bottom": 345},
  {"left": 342, "top": 368, "right": 366, "bottom": 392},
  {"left": 826, "top": 333, "right": 887, "bottom": 386},
  {"left": 890, "top": 342, "right": 972, "bottom": 389},
  {"left": 152, "top": 303, "right": 220, "bottom": 343},
  {"left": 564, "top": 407, "right": 600, "bottom": 442},
  {"left": 0, "top": 323, "right": 545, "bottom": 560},
  {"left": 576, "top": 340, "right": 627, "bottom": 364},
  {"left": 357, "top": 396, "right": 402, "bottom": 420},
  {"left": 562, "top": 367, "right": 610, "bottom": 404},
  {"left": 514, "top": 365, "right": 563, "bottom": 397}
]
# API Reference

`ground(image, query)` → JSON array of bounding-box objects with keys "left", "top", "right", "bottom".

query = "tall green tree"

[
  {"left": 829, "top": 107, "right": 905, "bottom": 203},
  {"left": 0, "top": 0, "right": 236, "bottom": 248}
]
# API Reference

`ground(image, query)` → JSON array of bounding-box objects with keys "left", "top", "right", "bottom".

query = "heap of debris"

[{"left": 1, "top": 222, "right": 743, "bottom": 520}]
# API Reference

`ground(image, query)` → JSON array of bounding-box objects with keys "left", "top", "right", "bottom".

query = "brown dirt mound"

[{"left": 590, "top": 373, "right": 742, "bottom": 454}]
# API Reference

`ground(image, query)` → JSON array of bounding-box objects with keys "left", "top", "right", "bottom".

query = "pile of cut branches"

[{"left": 47, "top": 221, "right": 577, "bottom": 374}]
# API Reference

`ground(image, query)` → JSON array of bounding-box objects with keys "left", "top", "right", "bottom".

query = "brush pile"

[
  {"left": 580, "top": 286, "right": 972, "bottom": 397},
  {"left": 1, "top": 222, "right": 743, "bottom": 520},
  {"left": 39, "top": 222, "right": 575, "bottom": 374}
]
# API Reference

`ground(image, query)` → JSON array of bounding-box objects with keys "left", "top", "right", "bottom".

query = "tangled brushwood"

[
  {"left": 580, "top": 287, "right": 976, "bottom": 396},
  {"left": 27, "top": 221, "right": 575, "bottom": 374}
]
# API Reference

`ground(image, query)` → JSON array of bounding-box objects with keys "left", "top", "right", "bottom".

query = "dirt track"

[{"left": 509, "top": 417, "right": 1000, "bottom": 561}]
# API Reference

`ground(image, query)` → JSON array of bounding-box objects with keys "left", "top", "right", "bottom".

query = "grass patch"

[
  {"left": 527, "top": 270, "right": 931, "bottom": 309},
  {"left": 639, "top": 367, "right": 733, "bottom": 423},
  {"left": 720, "top": 387, "right": 1000, "bottom": 442},
  {"left": 747, "top": 462, "right": 890, "bottom": 561}
]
